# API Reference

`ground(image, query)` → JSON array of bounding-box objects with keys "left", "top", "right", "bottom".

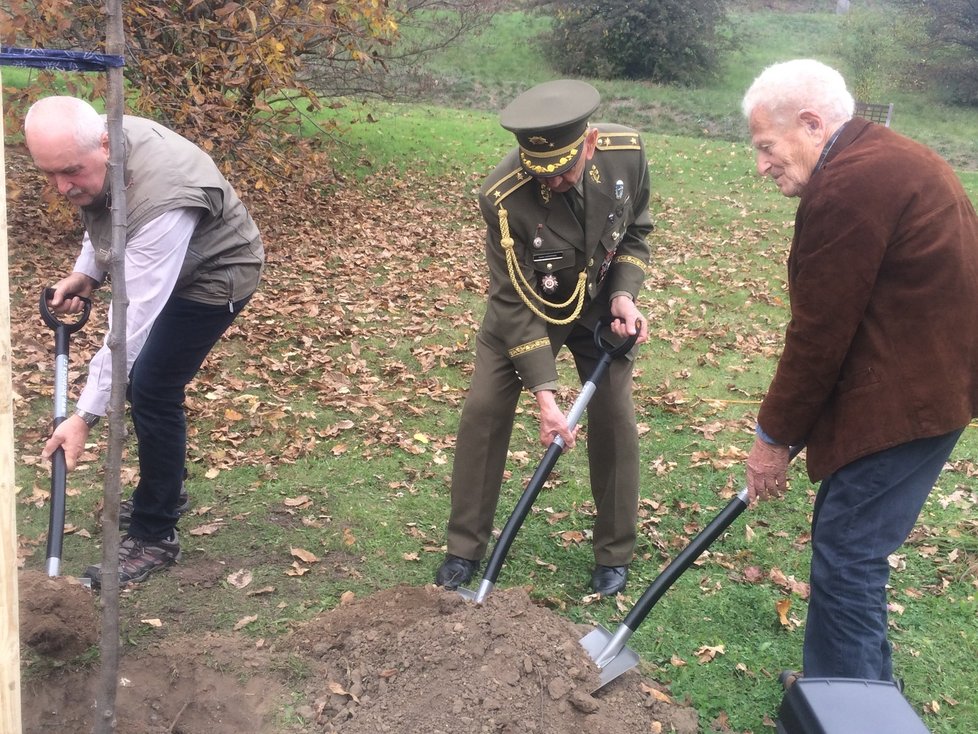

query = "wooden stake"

[
  {"left": 0, "top": 67, "right": 25, "bottom": 734},
  {"left": 93, "top": 3, "right": 128, "bottom": 730}
]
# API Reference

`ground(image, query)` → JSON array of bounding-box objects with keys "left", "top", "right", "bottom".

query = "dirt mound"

[
  {"left": 19, "top": 570, "right": 99, "bottom": 660},
  {"left": 20, "top": 575, "right": 697, "bottom": 733},
  {"left": 287, "top": 584, "right": 698, "bottom": 734}
]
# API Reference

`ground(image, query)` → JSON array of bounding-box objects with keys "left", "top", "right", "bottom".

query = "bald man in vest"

[{"left": 26, "top": 96, "right": 264, "bottom": 587}]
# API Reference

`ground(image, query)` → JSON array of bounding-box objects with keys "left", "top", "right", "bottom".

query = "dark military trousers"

[{"left": 446, "top": 321, "right": 640, "bottom": 567}]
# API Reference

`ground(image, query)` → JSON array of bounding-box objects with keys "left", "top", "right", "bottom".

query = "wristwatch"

[{"left": 74, "top": 409, "right": 101, "bottom": 428}]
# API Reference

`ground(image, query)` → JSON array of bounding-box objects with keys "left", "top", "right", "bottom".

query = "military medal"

[
  {"left": 598, "top": 247, "right": 616, "bottom": 282},
  {"left": 541, "top": 273, "right": 558, "bottom": 294},
  {"left": 615, "top": 180, "right": 624, "bottom": 200}
]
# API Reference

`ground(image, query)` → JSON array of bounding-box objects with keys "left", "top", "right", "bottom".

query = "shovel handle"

[
  {"left": 39, "top": 287, "right": 92, "bottom": 336},
  {"left": 594, "top": 315, "right": 640, "bottom": 360},
  {"left": 551, "top": 317, "right": 640, "bottom": 445}
]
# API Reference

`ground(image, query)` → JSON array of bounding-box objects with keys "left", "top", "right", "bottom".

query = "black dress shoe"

[
  {"left": 435, "top": 554, "right": 479, "bottom": 589},
  {"left": 590, "top": 564, "right": 628, "bottom": 596}
]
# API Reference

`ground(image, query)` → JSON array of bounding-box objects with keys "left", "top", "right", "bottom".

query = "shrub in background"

[
  {"left": 892, "top": 0, "right": 978, "bottom": 106},
  {"left": 833, "top": 5, "right": 930, "bottom": 102},
  {"left": 529, "top": 0, "right": 733, "bottom": 85}
]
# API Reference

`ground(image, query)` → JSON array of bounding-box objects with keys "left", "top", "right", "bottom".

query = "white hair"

[
  {"left": 24, "top": 96, "right": 106, "bottom": 151},
  {"left": 742, "top": 59, "right": 854, "bottom": 128}
]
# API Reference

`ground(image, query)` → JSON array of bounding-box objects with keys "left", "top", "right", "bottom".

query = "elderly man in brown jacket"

[{"left": 741, "top": 59, "right": 978, "bottom": 687}]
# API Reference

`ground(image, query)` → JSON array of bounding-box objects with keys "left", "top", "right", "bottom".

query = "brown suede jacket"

[{"left": 758, "top": 118, "right": 978, "bottom": 480}]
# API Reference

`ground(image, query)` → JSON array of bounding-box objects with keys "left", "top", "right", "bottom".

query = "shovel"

[
  {"left": 581, "top": 444, "right": 803, "bottom": 689},
  {"left": 39, "top": 287, "right": 92, "bottom": 580},
  {"left": 457, "top": 317, "right": 640, "bottom": 603}
]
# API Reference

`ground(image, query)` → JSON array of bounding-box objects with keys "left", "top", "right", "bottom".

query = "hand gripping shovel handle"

[
  {"left": 460, "top": 317, "right": 639, "bottom": 603},
  {"left": 588, "top": 443, "right": 804, "bottom": 679},
  {"left": 40, "top": 288, "right": 92, "bottom": 577}
]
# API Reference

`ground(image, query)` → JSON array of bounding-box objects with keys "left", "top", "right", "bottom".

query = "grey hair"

[
  {"left": 742, "top": 59, "right": 854, "bottom": 128},
  {"left": 24, "top": 96, "right": 106, "bottom": 151}
]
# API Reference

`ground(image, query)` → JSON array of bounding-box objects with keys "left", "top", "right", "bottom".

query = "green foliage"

[
  {"left": 401, "top": 9, "right": 554, "bottom": 105},
  {"left": 529, "top": 0, "right": 734, "bottom": 84},
  {"left": 303, "top": 1, "right": 501, "bottom": 100},
  {"left": 892, "top": 0, "right": 978, "bottom": 106},
  {"left": 833, "top": 6, "right": 930, "bottom": 101}
]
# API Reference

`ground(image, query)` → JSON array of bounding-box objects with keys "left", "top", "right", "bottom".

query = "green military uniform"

[{"left": 445, "top": 80, "right": 654, "bottom": 571}]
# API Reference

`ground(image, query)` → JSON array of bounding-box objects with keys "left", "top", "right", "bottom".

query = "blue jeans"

[
  {"left": 126, "top": 295, "right": 250, "bottom": 540},
  {"left": 803, "top": 428, "right": 964, "bottom": 680}
]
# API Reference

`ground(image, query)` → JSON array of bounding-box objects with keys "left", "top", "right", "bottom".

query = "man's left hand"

[
  {"left": 610, "top": 295, "right": 648, "bottom": 345},
  {"left": 746, "top": 436, "right": 791, "bottom": 503}
]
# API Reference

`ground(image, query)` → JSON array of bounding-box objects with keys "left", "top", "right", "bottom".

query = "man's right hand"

[
  {"left": 535, "top": 389, "right": 577, "bottom": 449},
  {"left": 41, "top": 414, "right": 91, "bottom": 471}
]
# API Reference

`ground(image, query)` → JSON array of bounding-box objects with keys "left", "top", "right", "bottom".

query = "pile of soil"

[
  {"left": 20, "top": 571, "right": 99, "bottom": 661},
  {"left": 20, "top": 575, "right": 698, "bottom": 734}
]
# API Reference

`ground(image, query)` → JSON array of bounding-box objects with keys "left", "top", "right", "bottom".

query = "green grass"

[
  {"left": 11, "top": 4, "right": 978, "bottom": 733},
  {"left": 421, "top": 10, "right": 552, "bottom": 88},
  {"left": 319, "top": 101, "right": 508, "bottom": 179}
]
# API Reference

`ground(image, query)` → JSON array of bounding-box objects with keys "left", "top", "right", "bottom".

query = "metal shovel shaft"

[
  {"left": 620, "top": 488, "right": 749, "bottom": 634},
  {"left": 580, "top": 489, "right": 750, "bottom": 688},
  {"left": 45, "top": 325, "right": 70, "bottom": 578},
  {"left": 45, "top": 448, "right": 68, "bottom": 577},
  {"left": 461, "top": 355, "right": 612, "bottom": 604},
  {"left": 40, "top": 289, "right": 91, "bottom": 579}
]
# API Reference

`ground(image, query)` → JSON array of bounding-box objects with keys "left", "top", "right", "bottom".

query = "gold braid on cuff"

[{"left": 498, "top": 206, "right": 586, "bottom": 326}]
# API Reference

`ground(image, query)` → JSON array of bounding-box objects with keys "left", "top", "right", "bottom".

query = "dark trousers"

[
  {"left": 446, "top": 322, "right": 640, "bottom": 566},
  {"left": 803, "top": 428, "right": 964, "bottom": 680},
  {"left": 127, "top": 295, "right": 250, "bottom": 540}
]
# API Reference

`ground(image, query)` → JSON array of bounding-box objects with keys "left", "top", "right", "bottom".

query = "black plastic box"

[{"left": 776, "top": 678, "right": 930, "bottom": 734}]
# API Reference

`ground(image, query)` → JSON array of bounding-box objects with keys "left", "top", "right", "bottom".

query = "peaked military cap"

[{"left": 499, "top": 79, "right": 601, "bottom": 178}]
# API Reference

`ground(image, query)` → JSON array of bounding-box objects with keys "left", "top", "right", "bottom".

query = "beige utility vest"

[{"left": 81, "top": 116, "right": 264, "bottom": 306}]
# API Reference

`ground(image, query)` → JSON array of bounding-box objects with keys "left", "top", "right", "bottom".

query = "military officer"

[{"left": 436, "top": 80, "right": 653, "bottom": 596}]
